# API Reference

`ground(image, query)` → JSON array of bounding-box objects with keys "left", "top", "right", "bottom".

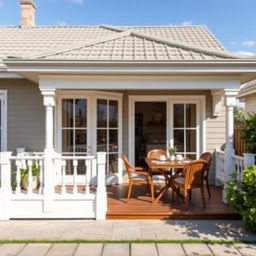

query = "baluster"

[
  {"left": 85, "top": 159, "right": 91, "bottom": 194},
  {"left": 39, "top": 159, "right": 43, "bottom": 194},
  {"left": 15, "top": 160, "right": 21, "bottom": 194},
  {"left": 73, "top": 159, "right": 78, "bottom": 194},
  {"left": 61, "top": 160, "right": 66, "bottom": 194},
  {"left": 27, "top": 160, "right": 33, "bottom": 194}
]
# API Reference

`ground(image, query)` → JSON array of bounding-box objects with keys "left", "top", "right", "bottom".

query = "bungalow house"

[
  {"left": 238, "top": 79, "right": 256, "bottom": 113},
  {"left": 0, "top": 0, "right": 256, "bottom": 220}
]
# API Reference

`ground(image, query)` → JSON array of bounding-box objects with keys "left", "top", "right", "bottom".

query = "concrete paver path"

[
  {"left": 0, "top": 220, "right": 256, "bottom": 255},
  {"left": 0, "top": 243, "right": 255, "bottom": 256},
  {"left": 0, "top": 220, "right": 256, "bottom": 241}
]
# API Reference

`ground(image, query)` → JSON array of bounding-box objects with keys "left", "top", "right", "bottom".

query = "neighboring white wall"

[
  {"left": 245, "top": 94, "right": 256, "bottom": 113},
  {"left": 0, "top": 79, "right": 45, "bottom": 152}
]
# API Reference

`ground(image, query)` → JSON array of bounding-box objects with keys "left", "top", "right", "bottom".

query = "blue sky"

[{"left": 0, "top": 0, "right": 255, "bottom": 55}]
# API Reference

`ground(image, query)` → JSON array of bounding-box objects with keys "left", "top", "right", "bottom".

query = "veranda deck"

[{"left": 107, "top": 184, "right": 240, "bottom": 220}]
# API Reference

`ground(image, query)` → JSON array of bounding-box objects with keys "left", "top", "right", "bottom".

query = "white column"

[
  {"left": 41, "top": 89, "right": 56, "bottom": 212},
  {"left": 96, "top": 152, "right": 107, "bottom": 220},
  {"left": 41, "top": 89, "right": 56, "bottom": 150},
  {"left": 0, "top": 152, "right": 12, "bottom": 220},
  {"left": 223, "top": 89, "right": 239, "bottom": 203}
]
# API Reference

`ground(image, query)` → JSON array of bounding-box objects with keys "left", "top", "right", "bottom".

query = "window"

[{"left": 173, "top": 103, "right": 197, "bottom": 159}]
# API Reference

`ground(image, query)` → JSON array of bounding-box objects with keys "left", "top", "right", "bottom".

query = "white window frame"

[
  {"left": 0, "top": 90, "right": 7, "bottom": 151},
  {"left": 56, "top": 90, "right": 123, "bottom": 183},
  {"left": 128, "top": 95, "right": 206, "bottom": 165}
]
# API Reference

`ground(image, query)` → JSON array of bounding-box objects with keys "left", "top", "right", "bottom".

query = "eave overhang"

[{"left": 3, "top": 59, "right": 256, "bottom": 84}]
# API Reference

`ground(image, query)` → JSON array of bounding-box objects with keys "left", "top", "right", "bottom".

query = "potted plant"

[
  {"left": 226, "top": 165, "right": 256, "bottom": 231},
  {"left": 20, "top": 160, "right": 40, "bottom": 190},
  {"left": 168, "top": 145, "right": 177, "bottom": 161}
]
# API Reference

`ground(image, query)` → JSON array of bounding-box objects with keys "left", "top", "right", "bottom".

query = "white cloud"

[
  {"left": 181, "top": 20, "right": 192, "bottom": 26},
  {"left": 56, "top": 21, "right": 67, "bottom": 26},
  {"left": 236, "top": 51, "right": 256, "bottom": 56},
  {"left": 242, "top": 41, "right": 256, "bottom": 47}
]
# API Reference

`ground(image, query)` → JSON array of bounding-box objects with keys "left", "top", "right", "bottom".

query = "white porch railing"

[
  {"left": 216, "top": 149, "right": 256, "bottom": 184},
  {"left": 0, "top": 151, "right": 107, "bottom": 220}
]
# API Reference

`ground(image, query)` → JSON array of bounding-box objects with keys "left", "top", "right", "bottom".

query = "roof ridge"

[{"left": 19, "top": 30, "right": 131, "bottom": 59}]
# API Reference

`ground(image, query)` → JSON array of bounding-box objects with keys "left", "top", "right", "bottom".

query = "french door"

[{"left": 58, "top": 91, "right": 122, "bottom": 184}]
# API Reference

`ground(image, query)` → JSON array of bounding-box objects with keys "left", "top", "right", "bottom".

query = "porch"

[{"left": 107, "top": 184, "right": 239, "bottom": 220}]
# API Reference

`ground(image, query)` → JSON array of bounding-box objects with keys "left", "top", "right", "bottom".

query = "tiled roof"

[
  {"left": 36, "top": 31, "right": 236, "bottom": 61},
  {"left": 0, "top": 24, "right": 240, "bottom": 66},
  {"left": 118, "top": 25, "right": 225, "bottom": 51}
]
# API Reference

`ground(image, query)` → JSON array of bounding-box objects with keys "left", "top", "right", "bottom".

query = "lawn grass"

[{"left": 0, "top": 239, "right": 255, "bottom": 244}]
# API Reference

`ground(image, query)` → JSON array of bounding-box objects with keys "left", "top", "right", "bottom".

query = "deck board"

[{"left": 107, "top": 184, "right": 240, "bottom": 220}]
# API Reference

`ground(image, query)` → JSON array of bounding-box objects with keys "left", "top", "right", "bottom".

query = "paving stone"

[
  {"left": 131, "top": 244, "right": 158, "bottom": 256},
  {"left": 74, "top": 244, "right": 103, "bottom": 256},
  {"left": 157, "top": 243, "right": 185, "bottom": 256},
  {"left": 183, "top": 243, "right": 213, "bottom": 256},
  {"left": 17, "top": 243, "right": 51, "bottom": 256},
  {"left": 102, "top": 244, "right": 129, "bottom": 256},
  {"left": 208, "top": 244, "right": 241, "bottom": 256},
  {"left": 235, "top": 243, "right": 256, "bottom": 256},
  {"left": 0, "top": 244, "right": 25, "bottom": 256},
  {"left": 46, "top": 243, "right": 77, "bottom": 256}
]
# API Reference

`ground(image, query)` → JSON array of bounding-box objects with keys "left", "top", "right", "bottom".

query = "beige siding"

[
  {"left": 0, "top": 79, "right": 45, "bottom": 152},
  {"left": 245, "top": 94, "right": 256, "bottom": 113}
]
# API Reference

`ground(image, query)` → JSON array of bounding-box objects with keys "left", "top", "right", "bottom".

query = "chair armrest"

[
  {"left": 134, "top": 171, "right": 151, "bottom": 177},
  {"left": 134, "top": 166, "right": 146, "bottom": 171}
]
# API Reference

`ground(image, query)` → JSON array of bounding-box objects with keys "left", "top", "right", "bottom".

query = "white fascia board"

[
  {"left": 4, "top": 59, "right": 256, "bottom": 74},
  {"left": 39, "top": 74, "right": 241, "bottom": 90},
  {"left": 0, "top": 72, "right": 23, "bottom": 79}
]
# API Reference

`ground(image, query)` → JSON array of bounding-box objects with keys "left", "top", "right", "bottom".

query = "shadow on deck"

[{"left": 107, "top": 184, "right": 240, "bottom": 220}]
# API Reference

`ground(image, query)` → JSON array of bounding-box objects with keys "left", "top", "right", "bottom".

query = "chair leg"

[
  {"left": 201, "top": 186, "right": 206, "bottom": 208},
  {"left": 150, "top": 180, "right": 154, "bottom": 203},
  {"left": 205, "top": 179, "right": 211, "bottom": 198},
  {"left": 127, "top": 182, "right": 133, "bottom": 202},
  {"left": 184, "top": 189, "right": 189, "bottom": 205}
]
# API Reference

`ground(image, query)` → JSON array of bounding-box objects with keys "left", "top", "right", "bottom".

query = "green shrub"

[
  {"left": 241, "top": 113, "right": 256, "bottom": 153},
  {"left": 226, "top": 165, "right": 256, "bottom": 231}
]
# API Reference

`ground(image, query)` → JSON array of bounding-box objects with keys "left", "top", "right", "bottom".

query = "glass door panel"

[
  {"left": 62, "top": 98, "right": 88, "bottom": 175},
  {"left": 173, "top": 103, "right": 197, "bottom": 159},
  {"left": 97, "top": 99, "right": 119, "bottom": 175}
]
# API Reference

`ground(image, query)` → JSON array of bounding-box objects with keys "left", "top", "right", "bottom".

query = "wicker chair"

[
  {"left": 199, "top": 152, "right": 212, "bottom": 198},
  {"left": 122, "top": 153, "right": 154, "bottom": 203},
  {"left": 147, "top": 149, "right": 169, "bottom": 185},
  {"left": 172, "top": 160, "right": 208, "bottom": 208}
]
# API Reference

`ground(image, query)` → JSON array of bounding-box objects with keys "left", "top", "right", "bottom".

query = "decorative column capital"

[
  {"left": 224, "top": 89, "right": 239, "bottom": 107},
  {"left": 41, "top": 89, "right": 56, "bottom": 107},
  {"left": 211, "top": 90, "right": 223, "bottom": 117}
]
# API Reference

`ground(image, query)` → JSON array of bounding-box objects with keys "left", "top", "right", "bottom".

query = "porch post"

[
  {"left": 96, "top": 152, "right": 107, "bottom": 220},
  {"left": 0, "top": 152, "right": 12, "bottom": 220},
  {"left": 223, "top": 89, "right": 238, "bottom": 203},
  {"left": 41, "top": 89, "right": 56, "bottom": 213}
]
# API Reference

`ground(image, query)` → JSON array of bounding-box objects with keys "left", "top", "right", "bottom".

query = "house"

[
  {"left": 238, "top": 79, "right": 256, "bottom": 113},
  {"left": 0, "top": 0, "right": 256, "bottom": 220}
]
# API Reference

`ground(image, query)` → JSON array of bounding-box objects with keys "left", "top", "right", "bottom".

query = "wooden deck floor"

[{"left": 107, "top": 184, "right": 240, "bottom": 220}]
